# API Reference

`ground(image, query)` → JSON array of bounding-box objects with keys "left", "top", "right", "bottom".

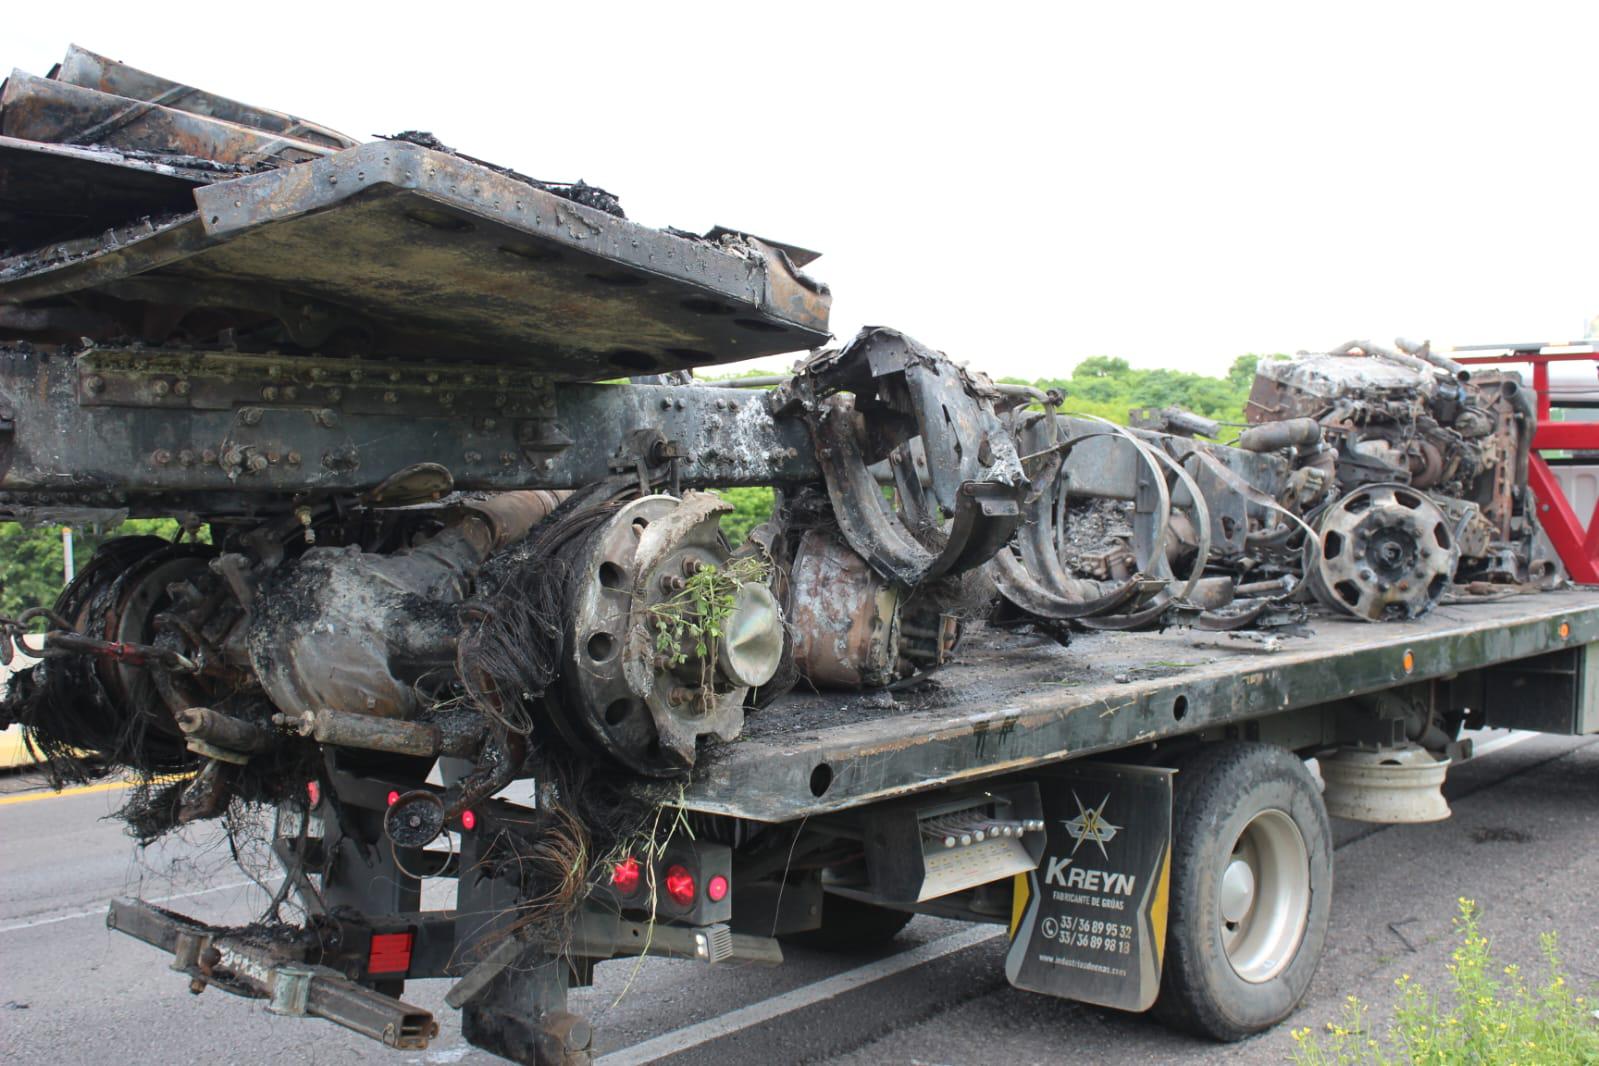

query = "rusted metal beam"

[
  {"left": 0, "top": 347, "right": 817, "bottom": 520},
  {"left": 56, "top": 45, "right": 357, "bottom": 149},
  {"left": 0, "top": 70, "right": 331, "bottom": 165}
]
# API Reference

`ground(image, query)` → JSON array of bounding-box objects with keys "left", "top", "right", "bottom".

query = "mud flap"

[{"left": 1004, "top": 763, "right": 1174, "bottom": 1012}]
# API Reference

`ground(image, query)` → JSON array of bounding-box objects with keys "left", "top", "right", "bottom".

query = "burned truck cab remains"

[{"left": 0, "top": 46, "right": 1582, "bottom": 1065}]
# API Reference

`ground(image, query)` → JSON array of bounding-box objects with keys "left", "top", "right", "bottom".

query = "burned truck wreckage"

[{"left": 0, "top": 48, "right": 1573, "bottom": 1063}]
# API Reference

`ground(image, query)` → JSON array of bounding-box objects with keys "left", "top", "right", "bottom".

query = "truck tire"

[
  {"left": 780, "top": 892, "right": 915, "bottom": 952},
  {"left": 1152, "top": 741, "right": 1332, "bottom": 1040}
]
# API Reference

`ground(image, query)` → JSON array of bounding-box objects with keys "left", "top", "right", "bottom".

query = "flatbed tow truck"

[
  {"left": 107, "top": 588, "right": 1599, "bottom": 1063},
  {"left": 3, "top": 47, "right": 1594, "bottom": 1066}
]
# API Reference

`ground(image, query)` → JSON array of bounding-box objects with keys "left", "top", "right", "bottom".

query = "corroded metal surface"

[
  {"left": 0, "top": 70, "right": 332, "bottom": 165},
  {"left": 56, "top": 44, "right": 357, "bottom": 149},
  {"left": 561, "top": 493, "right": 758, "bottom": 774},
  {"left": 0, "top": 349, "right": 818, "bottom": 516},
  {"left": 789, "top": 528, "right": 903, "bottom": 688},
  {"left": 1303, "top": 483, "right": 1458, "bottom": 620}
]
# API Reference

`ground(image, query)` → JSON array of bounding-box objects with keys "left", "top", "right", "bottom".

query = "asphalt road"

[{"left": 2, "top": 731, "right": 1596, "bottom": 1065}]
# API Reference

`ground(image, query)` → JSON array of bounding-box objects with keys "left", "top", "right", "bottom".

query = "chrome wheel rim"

[{"left": 1220, "top": 808, "right": 1310, "bottom": 983}]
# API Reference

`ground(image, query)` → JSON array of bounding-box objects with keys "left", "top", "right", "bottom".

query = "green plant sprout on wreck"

[{"left": 3, "top": 44, "right": 1598, "bottom": 1066}]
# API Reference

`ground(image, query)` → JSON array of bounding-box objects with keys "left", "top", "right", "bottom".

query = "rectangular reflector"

[{"left": 368, "top": 932, "right": 414, "bottom": 975}]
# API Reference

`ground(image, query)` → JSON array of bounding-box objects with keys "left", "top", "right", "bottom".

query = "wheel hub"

[
  {"left": 1305, "top": 483, "right": 1459, "bottom": 621},
  {"left": 1219, "top": 858, "right": 1256, "bottom": 924},
  {"left": 561, "top": 492, "right": 781, "bottom": 775},
  {"left": 1220, "top": 808, "right": 1312, "bottom": 984}
]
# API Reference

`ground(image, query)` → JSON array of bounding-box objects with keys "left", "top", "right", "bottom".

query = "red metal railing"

[{"left": 1453, "top": 346, "right": 1599, "bottom": 583}]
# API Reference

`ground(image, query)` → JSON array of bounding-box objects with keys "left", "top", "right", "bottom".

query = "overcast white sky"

[{"left": 10, "top": 3, "right": 1596, "bottom": 380}]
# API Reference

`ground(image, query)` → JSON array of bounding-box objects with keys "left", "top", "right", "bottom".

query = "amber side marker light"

[
  {"left": 1401, "top": 650, "right": 1415, "bottom": 675},
  {"left": 1559, "top": 621, "right": 1571, "bottom": 639}
]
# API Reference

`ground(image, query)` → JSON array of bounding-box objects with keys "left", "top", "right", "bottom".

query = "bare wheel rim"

[{"left": 1219, "top": 808, "right": 1311, "bottom": 983}]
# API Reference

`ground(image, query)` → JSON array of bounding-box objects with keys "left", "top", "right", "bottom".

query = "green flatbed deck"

[{"left": 684, "top": 588, "right": 1599, "bottom": 821}]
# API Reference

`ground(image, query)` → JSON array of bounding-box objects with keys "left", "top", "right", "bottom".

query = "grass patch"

[{"left": 1292, "top": 898, "right": 1599, "bottom": 1065}]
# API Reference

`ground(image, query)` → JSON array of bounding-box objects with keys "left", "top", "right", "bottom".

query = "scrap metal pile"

[{"left": 0, "top": 49, "right": 1565, "bottom": 824}]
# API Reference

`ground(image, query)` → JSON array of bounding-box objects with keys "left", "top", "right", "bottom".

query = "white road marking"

[
  {"left": 594, "top": 924, "right": 1004, "bottom": 1065},
  {"left": 0, "top": 878, "right": 257, "bottom": 935}
]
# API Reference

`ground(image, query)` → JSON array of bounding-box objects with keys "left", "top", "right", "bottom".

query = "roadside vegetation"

[
  {"left": 1291, "top": 898, "right": 1599, "bottom": 1065},
  {"left": 0, "top": 518, "right": 195, "bottom": 618}
]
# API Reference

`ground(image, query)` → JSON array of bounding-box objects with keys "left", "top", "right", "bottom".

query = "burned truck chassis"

[
  {"left": 99, "top": 592, "right": 1599, "bottom": 1064},
  {"left": 0, "top": 44, "right": 1584, "bottom": 1066}
]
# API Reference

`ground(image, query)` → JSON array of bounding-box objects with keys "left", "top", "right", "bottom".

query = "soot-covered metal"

[
  {"left": 0, "top": 46, "right": 1571, "bottom": 1066},
  {"left": 0, "top": 44, "right": 1564, "bottom": 811}
]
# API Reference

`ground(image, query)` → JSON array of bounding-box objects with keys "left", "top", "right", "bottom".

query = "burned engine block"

[
  {"left": 1246, "top": 339, "right": 1556, "bottom": 617},
  {"left": 0, "top": 49, "right": 1566, "bottom": 839}
]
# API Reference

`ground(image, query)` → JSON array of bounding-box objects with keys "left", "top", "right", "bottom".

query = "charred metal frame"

[{"left": 0, "top": 346, "right": 817, "bottom": 517}]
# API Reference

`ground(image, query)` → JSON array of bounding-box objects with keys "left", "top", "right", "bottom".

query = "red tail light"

[
  {"left": 460, "top": 809, "right": 477, "bottom": 831},
  {"left": 387, "top": 790, "right": 401, "bottom": 806},
  {"left": 664, "top": 864, "right": 696, "bottom": 906},
  {"left": 706, "top": 874, "right": 729, "bottom": 902},
  {"left": 306, "top": 781, "right": 321, "bottom": 807},
  {"left": 367, "top": 932, "right": 413, "bottom": 975},
  {"left": 611, "top": 856, "right": 641, "bottom": 895}
]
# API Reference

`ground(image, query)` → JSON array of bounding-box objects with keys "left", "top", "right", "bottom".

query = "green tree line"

[{"left": 0, "top": 519, "right": 190, "bottom": 618}]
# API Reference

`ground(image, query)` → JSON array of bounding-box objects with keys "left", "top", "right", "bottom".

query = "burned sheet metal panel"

[
  {"left": 0, "top": 70, "right": 333, "bottom": 166},
  {"left": 0, "top": 142, "right": 831, "bottom": 375},
  {"left": 0, "top": 136, "right": 220, "bottom": 253},
  {"left": 54, "top": 45, "right": 358, "bottom": 150}
]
